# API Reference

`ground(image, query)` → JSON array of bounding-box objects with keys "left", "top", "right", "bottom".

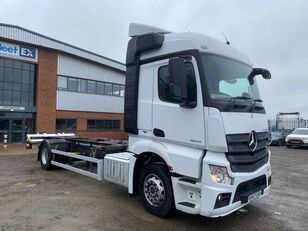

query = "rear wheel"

[
  {"left": 287, "top": 145, "right": 291, "bottom": 148},
  {"left": 40, "top": 143, "right": 53, "bottom": 170},
  {"left": 139, "top": 163, "right": 174, "bottom": 217}
]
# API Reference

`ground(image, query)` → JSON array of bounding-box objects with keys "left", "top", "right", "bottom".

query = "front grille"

[
  {"left": 233, "top": 175, "right": 267, "bottom": 203},
  {"left": 226, "top": 132, "right": 269, "bottom": 172},
  {"left": 288, "top": 139, "right": 304, "bottom": 144}
]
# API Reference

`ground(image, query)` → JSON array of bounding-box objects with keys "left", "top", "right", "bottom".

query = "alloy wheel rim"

[{"left": 143, "top": 174, "right": 165, "bottom": 207}]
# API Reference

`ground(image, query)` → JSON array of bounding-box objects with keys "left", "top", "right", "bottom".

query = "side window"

[{"left": 158, "top": 62, "right": 197, "bottom": 104}]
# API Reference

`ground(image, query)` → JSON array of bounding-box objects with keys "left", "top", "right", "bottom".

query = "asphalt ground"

[{"left": 0, "top": 146, "right": 307, "bottom": 231}]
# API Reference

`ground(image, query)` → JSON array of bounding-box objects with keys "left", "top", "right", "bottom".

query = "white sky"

[{"left": 1, "top": 0, "right": 308, "bottom": 119}]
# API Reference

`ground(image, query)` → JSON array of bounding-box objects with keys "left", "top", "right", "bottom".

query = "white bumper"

[
  {"left": 172, "top": 149, "right": 271, "bottom": 217},
  {"left": 200, "top": 150, "right": 271, "bottom": 217}
]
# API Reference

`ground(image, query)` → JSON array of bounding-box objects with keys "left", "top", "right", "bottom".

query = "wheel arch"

[{"left": 130, "top": 151, "right": 170, "bottom": 197}]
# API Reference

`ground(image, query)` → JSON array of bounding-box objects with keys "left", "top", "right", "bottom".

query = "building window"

[
  {"left": 56, "top": 119, "right": 77, "bottom": 131},
  {"left": 57, "top": 75, "right": 125, "bottom": 97},
  {"left": 87, "top": 120, "right": 120, "bottom": 130},
  {"left": 78, "top": 79, "right": 87, "bottom": 92},
  {"left": 0, "top": 58, "right": 36, "bottom": 107},
  {"left": 67, "top": 78, "right": 78, "bottom": 91},
  {"left": 87, "top": 80, "right": 96, "bottom": 94},
  {"left": 57, "top": 76, "right": 67, "bottom": 90}
]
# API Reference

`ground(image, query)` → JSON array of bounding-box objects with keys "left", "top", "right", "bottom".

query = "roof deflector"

[{"left": 128, "top": 23, "right": 171, "bottom": 37}]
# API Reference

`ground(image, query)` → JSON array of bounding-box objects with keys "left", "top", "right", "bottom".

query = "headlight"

[
  {"left": 209, "top": 165, "right": 234, "bottom": 185},
  {"left": 267, "top": 164, "right": 271, "bottom": 172},
  {"left": 303, "top": 139, "right": 308, "bottom": 144}
]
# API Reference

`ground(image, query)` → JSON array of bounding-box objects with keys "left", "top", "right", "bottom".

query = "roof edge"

[{"left": 0, "top": 23, "right": 125, "bottom": 69}]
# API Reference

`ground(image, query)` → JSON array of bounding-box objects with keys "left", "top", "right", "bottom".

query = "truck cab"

[
  {"left": 125, "top": 23, "right": 271, "bottom": 217},
  {"left": 38, "top": 23, "right": 272, "bottom": 218}
]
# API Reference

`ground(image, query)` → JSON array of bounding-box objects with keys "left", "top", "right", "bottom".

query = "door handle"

[{"left": 153, "top": 128, "right": 165, "bottom": 137}]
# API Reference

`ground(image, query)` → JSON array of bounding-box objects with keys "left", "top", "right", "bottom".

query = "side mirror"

[
  {"left": 248, "top": 68, "right": 271, "bottom": 85},
  {"left": 168, "top": 57, "right": 187, "bottom": 99}
]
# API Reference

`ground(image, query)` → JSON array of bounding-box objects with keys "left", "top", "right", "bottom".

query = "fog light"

[
  {"left": 267, "top": 164, "right": 271, "bottom": 172},
  {"left": 209, "top": 165, "right": 234, "bottom": 185}
]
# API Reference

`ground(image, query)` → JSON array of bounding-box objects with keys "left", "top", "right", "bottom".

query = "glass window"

[
  {"left": 201, "top": 54, "right": 260, "bottom": 101},
  {"left": 13, "top": 69, "right": 22, "bottom": 83},
  {"left": 22, "top": 83, "right": 29, "bottom": 92},
  {"left": 12, "top": 91, "right": 21, "bottom": 105},
  {"left": 0, "top": 58, "right": 36, "bottom": 107},
  {"left": 158, "top": 62, "right": 197, "bottom": 104},
  {"left": 57, "top": 76, "right": 67, "bottom": 90},
  {"left": 112, "top": 84, "right": 120, "bottom": 96},
  {"left": 120, "top": 85, "right": 125, "bottom": 97},
  {"left": 3, "top": 90, "right": 12, "bottom": 105},
  {"left": 67, "top": 78, "right": 78, "bottom": 91},
  {"left": 22, "top": 71, "right": 30, "bottom": 83},
  {"left": 14, "top": 61, "right": 22, "bottom": 69},
  {"left": 4, "top": 82, "right": 12, "bottom": 90},
  {"left": 97, "top": 82, "right": 105, "bottom": 94},
  {"left": 0, "top": 58, "right": 4, "bottom": 66},
  {"left": 78, "top": 79, "right": 87, "bottom": 92},
  {"left": 87, "top": 120, "right": 96, "bottom": 129},
  {"left": 87, "top": 80, "right": 96, "bottom": 94},
  {"left": 29, "top": 95, "right": 34, "bottom": 106},
  {"left": 4, "top": 68, "right": 13, "bottom": 82},
  {"left": 13, "top": 83, "right": 21, "bottom": 91},
  {"left": 105, "top": 83, "right": 113, "bottom": 95},
  {"left": 0, "top": 66, "right": 4, "bottom": 81},
  {"left": 22, "top": 62, "right": 30, "bottom": 71},
  {"left": 56, "top": 119, "right": 77, "bottom": 131},
  {"left": 5, "top": 59, "right": 13, "bottom": 68},
  {"left": 87, "top": 120, "right": 121, "bottom": 130},
  {"left": 21, "top": 92, "right": 29, "bottom": 105},
  {"left": 30, "top": 64, "right": 35, "bottom": 72},
  {"left": 29, "top": 71, "right": 35, "bottom": 84}
]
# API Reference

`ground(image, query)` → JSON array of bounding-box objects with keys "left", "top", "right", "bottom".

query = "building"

[{"left": 0, "top": 23, "right": 126, "bottom": 143}]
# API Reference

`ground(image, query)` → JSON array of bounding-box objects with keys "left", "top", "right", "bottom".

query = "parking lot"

[{"left": 0, "top": 146, "right": 307, "bottom": 231}]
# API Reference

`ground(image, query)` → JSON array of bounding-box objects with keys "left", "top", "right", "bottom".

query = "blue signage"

[
  {"left": 0, "top": 41, "right": 38, "bottom": 62},
  {"left": 0, "top": 43, "right": 18, "bottom": 55},
  {"left": 20, "top": 46, "right": 36, "bottom": 59}
]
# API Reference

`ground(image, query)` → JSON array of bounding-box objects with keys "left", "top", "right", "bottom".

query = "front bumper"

[{"left": 200, "top": 150, "right": 271, "bottom": 217}]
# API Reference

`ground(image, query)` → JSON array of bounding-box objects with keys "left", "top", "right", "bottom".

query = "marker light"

[{"left": 209, "top": 165, "right": 234, "bottom": 185}]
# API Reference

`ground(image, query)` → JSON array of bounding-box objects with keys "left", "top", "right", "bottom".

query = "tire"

[
  {"left": 278, "top": 140, "right": 282, "bottom": 146},
  {"left": 139, "top": 163, "right": 174, "bottom": 217},
  {"left": 287, "top": 145, "right": 291, "bottom": 148},
  {"left": 40, "top": 143, "right": 53, "bottom": 170}
]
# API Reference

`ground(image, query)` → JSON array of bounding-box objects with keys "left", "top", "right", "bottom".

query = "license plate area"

[{"left": 248, "top": 190, "right": 262, "bottom": 202}]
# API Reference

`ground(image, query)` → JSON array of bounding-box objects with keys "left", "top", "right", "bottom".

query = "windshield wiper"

[
  {"left": 224, "top": 96, "right": 251, "bottom": 111},
  {"left": 249, "top": 99, "right": 264, "bottom": 112},
  {"left": 228, "top": 96, "right": 252, "bottom": 102}
]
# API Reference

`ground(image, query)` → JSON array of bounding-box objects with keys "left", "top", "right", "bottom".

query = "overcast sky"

[{"left": 1, "top": 0, "right": 308, "bottom": 119}]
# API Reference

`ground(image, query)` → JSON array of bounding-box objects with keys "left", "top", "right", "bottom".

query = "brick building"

[{"left": 0, "top": 23, "right": 126, "bottom": 143}]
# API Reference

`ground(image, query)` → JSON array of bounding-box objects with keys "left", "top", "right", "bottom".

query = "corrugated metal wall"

[
  {"left": 57, "top": 53, "right": 125, "bottom": 84},
  {"left": 57, "top": 53, "right": 125, "bottom": 113},
  {"left": 57, "top": 91, "right": 124, "bottom": 113}
]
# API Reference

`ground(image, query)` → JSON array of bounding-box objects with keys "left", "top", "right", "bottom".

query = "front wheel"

[{"left": 139, "top": 163, "right": 174, "bottom": 217}]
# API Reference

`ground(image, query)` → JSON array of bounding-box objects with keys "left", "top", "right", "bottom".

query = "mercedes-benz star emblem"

[{"left": 248, "top": 131, "right": 258, "bottom": 152}]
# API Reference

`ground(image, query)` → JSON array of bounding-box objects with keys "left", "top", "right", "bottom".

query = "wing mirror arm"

[{"left": 248, "top": 68, "right": 271, "bottom": 85}]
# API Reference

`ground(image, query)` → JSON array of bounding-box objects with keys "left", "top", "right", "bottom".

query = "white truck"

[{"left": 38, "top": 23, "right": 272, "bottom": 218}]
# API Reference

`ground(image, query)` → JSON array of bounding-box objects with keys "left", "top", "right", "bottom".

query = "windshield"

[
  {"left": 292, "top": 129, "right": 308, "bottom": 135},
  {"left": 202, "top": 54, "right": 261, "bottom": 101}
]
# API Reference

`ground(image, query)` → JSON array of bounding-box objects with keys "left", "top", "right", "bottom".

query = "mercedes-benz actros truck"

[{"left": 37, "top": 23, "right": 272, "bottom": 218}]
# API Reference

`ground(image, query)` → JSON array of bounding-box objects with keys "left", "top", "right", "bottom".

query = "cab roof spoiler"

[{"left": 128, "top": 23, "right": 171, "bottom": 37}]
